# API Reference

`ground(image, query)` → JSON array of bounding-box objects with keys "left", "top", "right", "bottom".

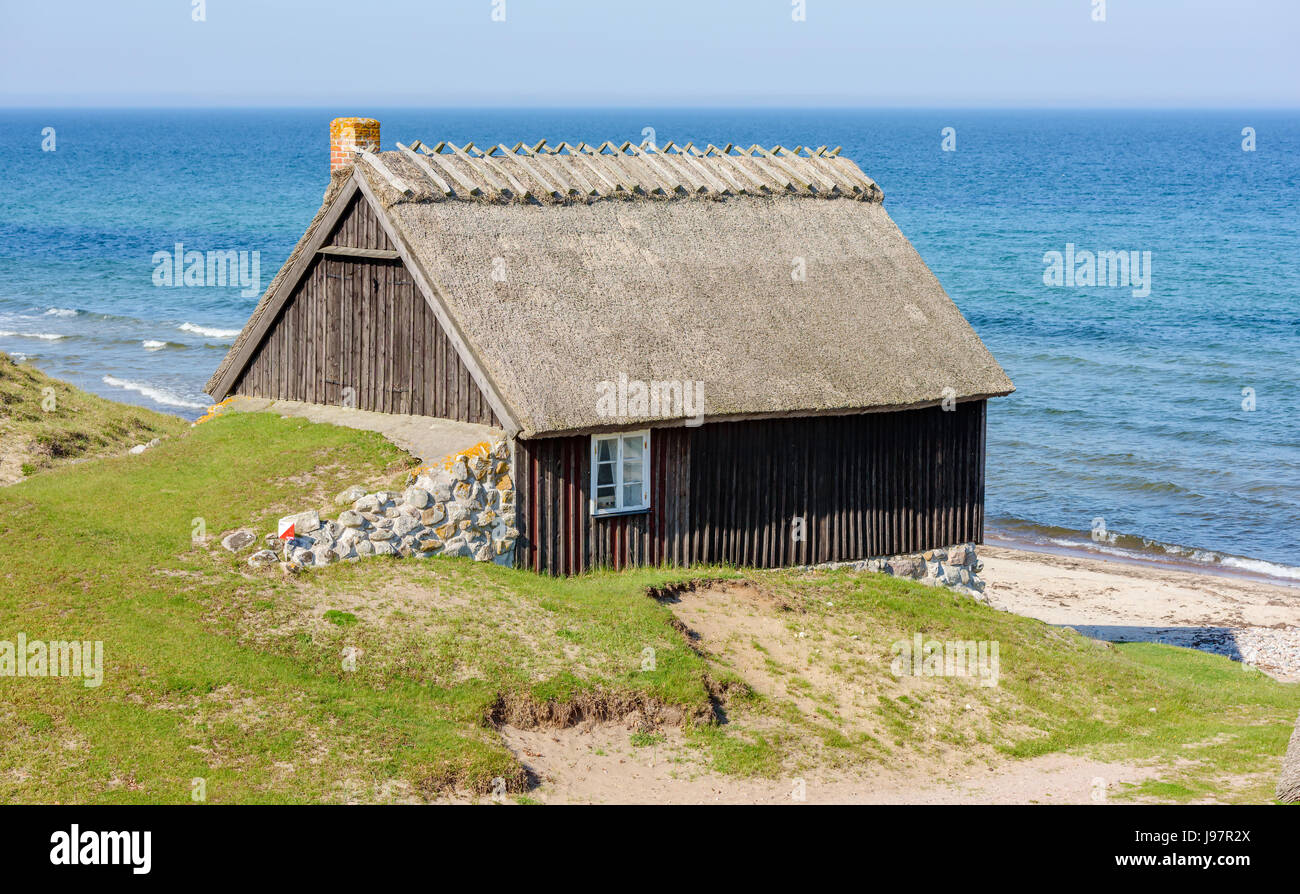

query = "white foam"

[
  {"left": 1044, "top": 534, "right": 1300, "bottom": 584},
  {"left": 102, "top": 375, "right": 205, "bottom": 409},
  {"left": 178, "top": 322, "right": 239, "bottom": 339},
  {"left": 142, "top": 340, "right": 167, "bottom": 351},
  {"left": 0, "top": 330, "right": 64, "bottom": 341},
  {"left": 44, "top": 308, "right": 79, "bottom": 317},
  {"left": 1220, "top": 555, "right": 1300, "bottom": 582}
]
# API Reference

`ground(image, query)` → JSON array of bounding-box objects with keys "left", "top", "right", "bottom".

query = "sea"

[{"left": 1, "top": 109, "right": 1296, "bottom": 581}]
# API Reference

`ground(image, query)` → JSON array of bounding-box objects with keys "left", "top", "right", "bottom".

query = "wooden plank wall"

[
  {"left": 515, "top": 427, "right": 691, "bottom": 575},
  {"left": 230, "top": 195, "right": 500, "bottom": 426},
  {"left": 515, "top": 402, "right": 986, "bottom": 575}
]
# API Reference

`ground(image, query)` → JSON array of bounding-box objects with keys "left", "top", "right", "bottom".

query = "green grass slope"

[
  {"left": 0, "top": 352, "right": 186, "bottom": 483},
  {"left": 0, "top": 402, "right": 1295, "bottom": 803}
]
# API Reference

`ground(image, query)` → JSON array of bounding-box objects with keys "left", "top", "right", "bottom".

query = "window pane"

[
  {"left": 622, "top": 482, "right": 643, "bottom": 507},
  {"left": 622, "top": 458, "right": 642, "bottom": 485},
  {"left": 596, "top": 462, "right": 614, "bottom": 486},
  {"left": 596, "top": 485, "right": 616, "bottom": 509},
  {"left": 622, "top": 435, "right": 643, "bottom": 460},
  {"left": 596, "top": 437, "right": 616, "bottom": 463}
]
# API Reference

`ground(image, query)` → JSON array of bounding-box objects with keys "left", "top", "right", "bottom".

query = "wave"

[
  {"left": 142, "top": 340, "right": 185, "bottom": 351},
  {"left": 101, "top": 375, "right": 206, "bottom": 409},
  {"left": 43, "top": 307, "right": 79, "bottom": 318},
  {"left": 1218, "top": 555, "right": 1300, "bottom": 582},
  {"left": 987, "top": 516, "right": 1300, "bottom": 585},
  {"left": 178, "top": 322, "right": 240, "bottom": 340},
  {"left": 0, "top": 330, "right": 65, "bottom": 340}
]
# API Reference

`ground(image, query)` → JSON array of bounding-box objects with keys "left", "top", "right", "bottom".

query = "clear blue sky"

[{"left": 2, "top": 0, "right": 1296, "bottom": 107}]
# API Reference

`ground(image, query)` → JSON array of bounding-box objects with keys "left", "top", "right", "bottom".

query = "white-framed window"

[{"left": 591, "top": 430, "right": 650, "bottom": 516}]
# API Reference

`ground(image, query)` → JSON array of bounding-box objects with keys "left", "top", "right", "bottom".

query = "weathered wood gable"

[{"left": 230, "top": 193, "right": 501, "bottom": 426}]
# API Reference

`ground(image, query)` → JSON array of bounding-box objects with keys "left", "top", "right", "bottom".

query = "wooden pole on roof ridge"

[
  {"left": 396, "top": 143, "right": 452, "bottom": 196},
  {"left": 358, "top": 150, "right": 415, "bottom": 197}
]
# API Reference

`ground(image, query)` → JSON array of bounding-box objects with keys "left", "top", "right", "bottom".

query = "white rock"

[
  {"left": 335, "top": 485, "right": 367, "bottom": 506},
  {"left": 129, "top": 444, "right": 148, "bottom": 455},
  {"left": 355, "top": 495, "right": 379, "bottom": 513},
  {"left": 948, "top": 544, "right": 973, "bottom": 566},
  {"left": 392, "top": 516, "right": 421, "bottom": 538},
  {"left": 221, "top": 529, "right": 257, "bottom": 553},
  {"left": 247, "top": 550, "right": 277, "bottom": 568},
  {"left": 403, "top": 487, "right": 431, "bottom": 509}
]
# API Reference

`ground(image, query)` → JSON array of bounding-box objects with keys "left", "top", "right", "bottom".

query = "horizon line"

[{"left": 3, "top": 104, "right": 1299, "bottom": 111}]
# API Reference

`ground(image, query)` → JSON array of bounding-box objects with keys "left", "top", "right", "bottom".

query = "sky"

[{"left": 1, "top": 0, "right": 1297, "bottom": 108}]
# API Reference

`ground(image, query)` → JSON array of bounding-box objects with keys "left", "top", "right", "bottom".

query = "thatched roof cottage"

[{"left": 208, "top": 117, "right": 1013, "bottom": 574}]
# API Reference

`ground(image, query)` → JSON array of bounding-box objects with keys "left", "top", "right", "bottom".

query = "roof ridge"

[{"left": 361, "top": 140, "right": 880, "bottom": 206}]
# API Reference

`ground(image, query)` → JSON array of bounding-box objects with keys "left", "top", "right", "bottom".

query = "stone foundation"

[
  {"left": 802, "top": 543, "right": 986, "bottom": 599},
  {"left": 238, "top": 437, "right": 517, "bottom": 572}
]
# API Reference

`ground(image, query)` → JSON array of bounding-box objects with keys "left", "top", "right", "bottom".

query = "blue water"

[{"left": 1, "top": 109, "right": 1297, "bottom": 574}]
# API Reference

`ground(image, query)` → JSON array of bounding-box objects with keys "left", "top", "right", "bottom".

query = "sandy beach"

[{"left": 979, "top": 545, "right": 1300, "bottom": 681}]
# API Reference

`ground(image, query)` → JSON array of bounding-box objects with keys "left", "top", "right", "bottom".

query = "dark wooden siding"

[
  {"left": 327, "top": 192, "right": 396, "bottom": 251},
  {"left": 230, "top": 195, "right": 500, "bottom": 426},
  {"left": 515, "top": 401, "right": 986, "bottom": 574}
]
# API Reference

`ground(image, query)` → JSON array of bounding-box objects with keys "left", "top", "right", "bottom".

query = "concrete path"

[{"left": 226, "top": 397, "right": 500, "bottom": 464}]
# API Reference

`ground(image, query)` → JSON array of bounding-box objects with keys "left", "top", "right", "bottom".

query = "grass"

[
  {"left": 731, "top": 571, "right": 1299, "bottom": 800},
  {"left": 0, "top": 381, "right": 1296, "bottom": 803},
  {"left": 323, "top": 610, "right": 358, "bottom": 627},
  {"left": 0, "top": 408, "right": 727, "bottom": 802},
  {"left": 0, "top": 352, "right": 186, "bottom": 481}
]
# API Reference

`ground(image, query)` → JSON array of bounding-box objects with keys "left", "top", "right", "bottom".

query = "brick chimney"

[{"left": 330, "top": 117, "right": 380, "bottom": 172}]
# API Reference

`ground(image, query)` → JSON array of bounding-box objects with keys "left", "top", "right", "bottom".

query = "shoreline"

[
  {"left": 979, "top": 544, "right": 1300, "bottom": 682},
  {"left": 985, "top": 523, "right": 1300, "bottom": 591}
]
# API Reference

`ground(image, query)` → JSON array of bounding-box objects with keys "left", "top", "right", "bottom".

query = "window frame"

[{"left": 589, "top": 429, "right": 651, "bottom": 517}]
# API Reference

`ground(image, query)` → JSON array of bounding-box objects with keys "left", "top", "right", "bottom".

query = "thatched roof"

[
  {"left": 207, "top": 141, "right": 1013, "bottom": 437},
  {"left": 359, "top": 140, "right": 883, "bottom": 204}
]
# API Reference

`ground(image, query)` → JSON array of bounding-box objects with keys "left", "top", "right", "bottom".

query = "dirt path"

[{"left": 500, "top": 723, "right": 1160, "bottom": 804}]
